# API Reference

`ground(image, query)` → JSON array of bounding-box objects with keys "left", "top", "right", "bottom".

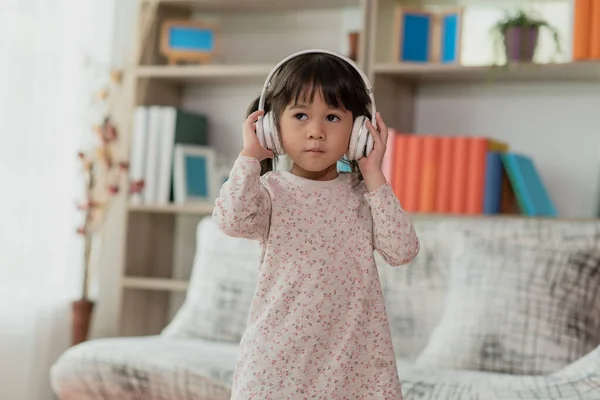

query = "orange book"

[
  {"left": 392, "top": 134, "right": 410, "bottom": 205},
  {"left": 590, "top": 0, "right": 600, "bottom": 58},
  {"left": 403, "top": 135, "right": 424, "bottom": 212},
  {"left": 465, "top": 137, "right": 509, "bottom": 214},
  {"left": 418, "top": 136, "right": 440, "bottom": 213},
  {"left": 573, "top": 0, "right": 592, "bottom": 60},
  {"left": 434, "top": 136, "right": 453, "bottom": 213},
  {"left": 449, "top": 136, "right": 469, "bottom": 214}
]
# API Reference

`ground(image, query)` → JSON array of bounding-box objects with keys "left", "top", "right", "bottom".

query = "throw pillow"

[
  {"left": 162, "top": 217, "right": 261, "bottom": 343},
  {"left": 414, "top": 232, "right": 600, "bottom": 375}
]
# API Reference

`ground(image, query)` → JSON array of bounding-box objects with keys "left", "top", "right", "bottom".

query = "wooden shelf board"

[
  {"left": 127, "top": 202, "right": 596, "bottom": 221},
  {"left": 135, "top": 64, "right": 273, "bottom": 84},
  {"left": 140, "top": 0, "right": 360, "bottom": 12},
  {"left": 122, "top": 277, "right": 189, "bottom": 292},
  {"left": 128, "top": 202, "right": 214, "bottom": 215},
  {"left": 372, "top": 61, "right": 600, "bottom": 83},
  {"left": 411, "top": 213, "right": 599, "bottom": 222}
]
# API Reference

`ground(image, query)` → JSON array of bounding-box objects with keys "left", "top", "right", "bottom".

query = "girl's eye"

[
  {"left": 294, "top": 113, "right": 307, "bottom": 120},
  {"left": 326, "top": 114, "right": 340, "bottom": 122}
]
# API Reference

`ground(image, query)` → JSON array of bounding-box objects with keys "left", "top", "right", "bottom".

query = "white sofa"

[{"left": 51, "top": 216, "right": 600, "bottom": 399}]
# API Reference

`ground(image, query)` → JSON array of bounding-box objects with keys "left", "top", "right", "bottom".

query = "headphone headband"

[{"left": 257, "top": 49, "right": 376, "bottom": 127}]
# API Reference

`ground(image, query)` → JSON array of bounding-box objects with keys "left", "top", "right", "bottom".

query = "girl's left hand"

[{"left": 358, "top": 112, "right": 388, "bottom": 179}]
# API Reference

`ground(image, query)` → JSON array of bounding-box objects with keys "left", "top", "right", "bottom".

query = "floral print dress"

[{"left": 213, "top": 156, "right": 420, "bottom": 400}]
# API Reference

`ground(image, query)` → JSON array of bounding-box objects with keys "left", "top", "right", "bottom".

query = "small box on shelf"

[{"left": 160, "top": 19, "right": 218, "bottom": 65}]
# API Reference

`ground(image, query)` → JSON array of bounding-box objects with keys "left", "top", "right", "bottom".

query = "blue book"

[
  {"left": 501, "top": 153, "right": 557, "bottom": 217},
  {"left": 483, "top": 152, "right": 503, "bottom": 214}
]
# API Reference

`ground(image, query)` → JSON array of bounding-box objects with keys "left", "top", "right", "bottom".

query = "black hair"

[{"left": 246, "top": 52, "right": 372, "bottom": 179}]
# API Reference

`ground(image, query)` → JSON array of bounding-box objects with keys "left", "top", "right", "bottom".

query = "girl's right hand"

[{"left": 239, "top": 110, "right": 274, "bottom": 161}]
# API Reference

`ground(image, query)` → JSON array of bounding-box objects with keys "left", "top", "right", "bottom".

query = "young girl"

[{"left": 213, "top": 50, "right": 419, "bottom": 399}]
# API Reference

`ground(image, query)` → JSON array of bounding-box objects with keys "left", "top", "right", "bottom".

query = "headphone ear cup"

[
  {"left": 256, "top": 115, "right": 267, "bottom": 149},
  {"left": 268, "top": 112, "right": 285, "bottom": 155},
  {"left": 257, "top": 111, "right": 284, "bottom": 155},
  {"left": 262, "top": 112, "right": 275, "bottom": 151},
  {"left": 347, "top": 116, "right": 369, "bottom": 161},
  {"left": 364, "top": 131, "right": 374, "bottom": 158}
]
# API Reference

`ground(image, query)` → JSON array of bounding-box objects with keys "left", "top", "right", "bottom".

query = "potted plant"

[
  {"left": 72, "top": 62, "right": 144, "bottom": 346},
  {"left": 491, "top": 9, "right": 561, "bottom": 63}
]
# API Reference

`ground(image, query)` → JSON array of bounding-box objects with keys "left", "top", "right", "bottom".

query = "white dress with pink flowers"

[{"left": 212, "top": 156, "right": 420, "bottom": 400}]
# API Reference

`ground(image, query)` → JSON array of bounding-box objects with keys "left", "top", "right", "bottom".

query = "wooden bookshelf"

[
  {"left": 116, "top": 0, "right": 371, "bottom": 337},
  {"left": 114, "top": 0, "right": 598, "bottom": 337}
]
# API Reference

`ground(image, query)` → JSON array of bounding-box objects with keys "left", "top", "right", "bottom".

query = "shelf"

[
  {"left": 140, "top": 0, "right": 360, "bottom": 12},
  {"left": 135, "top": 64, "right": 273, "bottom": 84},
  {"left": 122, "top": 277, "right": 189, "bottom": 292},
  {"left": 129, "top": 202, "right": 214, "bottom": 215},
  {"left": 372, "top": 61, "right": 600, "bottom": 83},
  {"left": 411, "top": 213, "right": 599, "bottom": 222}
]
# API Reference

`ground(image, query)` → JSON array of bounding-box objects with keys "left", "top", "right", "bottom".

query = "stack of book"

[
  {"left": 381, "top": 130, "right": 557, "bottom": 217},
  {"left": 128, "top": 105, "right": 222, "bottom": 205}
]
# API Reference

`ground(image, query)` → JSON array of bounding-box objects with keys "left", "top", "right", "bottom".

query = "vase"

[
  {"left": 503, "top": 26, "right": 539, "bottom": 62},
  {"left": 71, "top": 298, "right": 94, "bottom": 346}
]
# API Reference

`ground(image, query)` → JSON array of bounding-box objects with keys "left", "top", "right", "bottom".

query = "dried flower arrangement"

[{"left": 72, "top": 61, "right": 144, "bottom": 345}]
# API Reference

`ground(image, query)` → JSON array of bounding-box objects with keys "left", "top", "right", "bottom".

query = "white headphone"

[{"left": 255, "top": 48, "right": 377, "bottom": 161}]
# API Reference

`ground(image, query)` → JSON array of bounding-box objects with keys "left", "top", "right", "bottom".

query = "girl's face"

[{"left": 279, "top": 89, "right": 353, "bottom": 180}]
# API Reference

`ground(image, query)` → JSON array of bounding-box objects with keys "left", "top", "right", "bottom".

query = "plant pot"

[
  {"left": 503, "top": 26, "right": 539, "bottom": 62},
  {"left": 71, "top": 298, "right": 94, "bottom": 346}
]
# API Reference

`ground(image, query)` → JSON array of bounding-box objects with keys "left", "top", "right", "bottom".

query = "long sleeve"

[
  {"left": 212, "top": 156, "right": 271, "bottom": 242},
  {"left": 364, "top": 182, "right": 420, "bottom": 266}
]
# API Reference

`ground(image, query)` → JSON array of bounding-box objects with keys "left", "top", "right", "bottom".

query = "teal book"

[{"left": 500, "top": 152, "right": 557, "bottom": 217}]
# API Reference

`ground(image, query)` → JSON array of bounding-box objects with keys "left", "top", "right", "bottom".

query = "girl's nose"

[
  {"left": 308, "top": 131, "right": 325, "bottom": 140},
  {"left": 307, "top": 122, "right": 325, "bottom": 140}
]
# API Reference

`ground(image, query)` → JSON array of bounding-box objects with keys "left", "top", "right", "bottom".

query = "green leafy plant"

[{"left": 490, "top": 9, "right": 561, "bottom": 64}]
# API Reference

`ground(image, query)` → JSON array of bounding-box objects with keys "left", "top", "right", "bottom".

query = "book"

[{"left": 501, "top": 152, "right": 557, "bottom": 217}]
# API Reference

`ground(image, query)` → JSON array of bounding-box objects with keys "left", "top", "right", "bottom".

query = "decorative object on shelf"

[
  {"left": 392, "top": 7, "right": 463, "bottom": 64},
  {"left": 73, "top": 61, "right": 139, "bottom": 346},
  {"left": 160, "top": 19, "right": 218, "bottom": 65},
  {"left": 173, "top": 144, "right": 219, "bottom": 204},
  {"left": 491, "top": 9, "right": 561, "bottom": 64},
  {"left": 347, "top": 31, "right": 360, "bottom": 61}
]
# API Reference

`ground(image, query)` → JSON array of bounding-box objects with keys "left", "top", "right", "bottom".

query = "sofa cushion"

[
  {"left": 162, "top": 217, "right": 261, "bottom": 343},
  {"left": 50, "top": 336, "right": 237, "bottom": 400},
  {"left": 414, "top": 231, "right": 600, "bottom": 375},
  {"left": 377, "top": 219, "right": 453, "bottom": 360}
]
